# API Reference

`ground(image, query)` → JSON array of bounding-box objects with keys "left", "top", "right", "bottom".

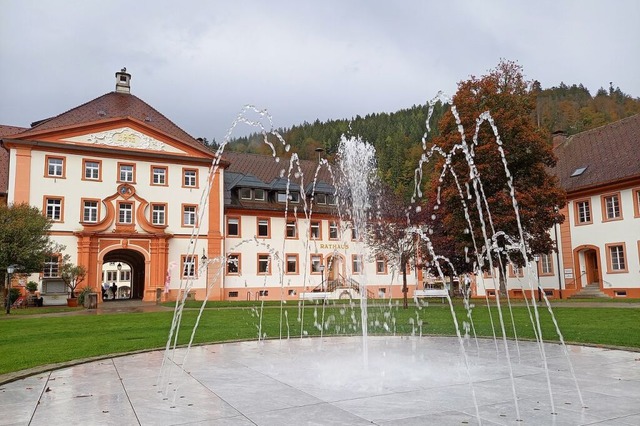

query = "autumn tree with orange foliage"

[{"left": 427, "top": 60, "right": 565, "bottom": 296}]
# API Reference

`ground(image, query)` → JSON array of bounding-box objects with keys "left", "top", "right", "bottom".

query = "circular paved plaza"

[{"left": 1, "top": 336, "right": 639, "bottom": 425}]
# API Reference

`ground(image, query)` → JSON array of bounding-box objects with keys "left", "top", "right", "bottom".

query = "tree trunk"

[
  {"left": 401, "top": 254, "right": 408, "bottom": 309},
  {"left": 498, "top": 263, "right": 507, "bottom": 296}
]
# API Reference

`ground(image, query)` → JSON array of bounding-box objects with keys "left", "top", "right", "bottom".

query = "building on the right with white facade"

[
  {"left": 475, "top": 114, "right": 640, "bottom": 299},
  {"left": 552, "top": 114, "right": 640, "bottom": 298}
]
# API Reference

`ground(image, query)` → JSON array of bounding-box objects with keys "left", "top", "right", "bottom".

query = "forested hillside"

[{"left": 219, "top": 83, "right": 640, "bottom": 199}]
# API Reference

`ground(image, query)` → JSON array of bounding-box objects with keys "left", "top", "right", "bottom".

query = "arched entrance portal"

[
  {"left": 103, "top": 249, "right": 146, "bottom": 300},
  {"left": 574, "top": 245, "right": 602, "bottom": 290}
]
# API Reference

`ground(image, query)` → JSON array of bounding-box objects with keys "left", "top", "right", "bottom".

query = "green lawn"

[{"left": 1, "top": 301, "right": 639, "bottom": 376}]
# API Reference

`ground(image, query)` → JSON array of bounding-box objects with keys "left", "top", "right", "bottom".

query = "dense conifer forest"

[{"left": 214, "top": 83, "right": 640, "bottom": 198}]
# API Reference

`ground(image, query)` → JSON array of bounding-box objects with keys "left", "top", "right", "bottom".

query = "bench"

[
  {"left": 414, "top": 289, "right": 449, "bottom": 302},
  {"left": 299, "top": 292, "right": 331, "bottom": 301}
]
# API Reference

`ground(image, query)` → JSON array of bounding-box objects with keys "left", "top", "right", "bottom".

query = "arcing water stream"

[{"left": 158, "top": 97, "right": 585, "bottom": 423}]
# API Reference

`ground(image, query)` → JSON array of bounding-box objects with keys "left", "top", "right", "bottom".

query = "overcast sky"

[{"left": 1, "top": 0, "right": 639, "bottom": 143}]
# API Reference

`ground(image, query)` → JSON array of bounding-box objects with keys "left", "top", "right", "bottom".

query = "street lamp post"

[
  {"left": 5, "top": 264, "right": 18, "bottom": 314},
  {"left": 553, "top": 214, "right": 563, "bottom": 299},
  {"left": 533, "top": 255, "right": 541, "bottom": 302},
  {"left": 201, "top": 249, "right": 208, "bottom": 287}
]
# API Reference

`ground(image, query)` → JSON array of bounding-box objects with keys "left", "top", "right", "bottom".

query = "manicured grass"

[{"left": 1, "top": 302, "right": 639, "bottom": 376}]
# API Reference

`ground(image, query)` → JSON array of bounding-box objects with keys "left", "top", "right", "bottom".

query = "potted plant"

[
  {"left": 61, "top": 262, "right": 87, "bottom": 307},
  {"left": 26, "top": 281, "right": 38, "bottom": 294}
]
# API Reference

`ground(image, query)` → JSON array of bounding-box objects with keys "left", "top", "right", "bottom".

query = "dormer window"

[
  {"left": 316, "top": 193, "right": 327, "bottom": 204},
  {"left": 239, "top": 188, "right": 252, "bottom": 200},
  {"left": 277, "top": 192, "right": 300, "bottom": 203},
  {"left": 254, "top": 189, "right": 266, "bottom": 201},
  {"left": 327, "top": 194, "right": 337, "bottom": 205}
]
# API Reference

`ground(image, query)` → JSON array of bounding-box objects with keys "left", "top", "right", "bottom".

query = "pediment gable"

[
  {"left": 10, "top": 117, "right": 213, "bottom": 158},
  {"left": 62, "top": 126, "right": 184, "bottom": 154}
]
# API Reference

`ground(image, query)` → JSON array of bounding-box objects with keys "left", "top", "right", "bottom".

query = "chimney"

[
  {"left": 115, "top": 68, "right": 131, "bottom": 93},
  {"left": 552, "top": 130, "right": 567, "bottom": 149}
]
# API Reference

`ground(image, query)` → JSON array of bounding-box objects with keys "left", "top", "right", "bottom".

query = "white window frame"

[{"left": 83, "top": 200, "right": 98, "bottom": 223}]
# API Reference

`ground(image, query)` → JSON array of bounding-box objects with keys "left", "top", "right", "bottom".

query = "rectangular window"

[
  {"left": 540, "top": 253, "right": 553, "bottom": 275},
  {"left": 311, "top": 255, "right": 323, "bottom": 274},
  {"left": 606, "top": 243, "right": 627, "bottom": 273},
  {"left": 257, "top": 254, "right": 271, "bottom": 274},
  {"left": 329, "top": 221, "right": 338, "bottom": 239},
  {"left": 257, "top": 218, "right": 270, "bottom": 238},
  {"left": 376, "top": 256, "right": 387, "bottom": 274},
  {"left": 182, "top": 205, "right": 197, "bottom": 226},
  {"left": 118, "top": 163, "right": 135, "bottom": 182},
  {"left": 602, "top": 193, "right": 622, "bottom": 221},
  {"left": 43, "top": 255, "right": 60, "bottom": 277},
  {"left": 120, "top": 270, "right": 131, "bottom": 281},
  {"left": 254, "top": 188, "right": 266, "bottom": 201},
  {"left": 83, "top": 159, "right": 101, "bottom": 180},
  {"left": 509, "top": 264, "right": 524, "bottom": 277},
  {"left": 316, "top": 193, "right": 327, "bottom": 204},
  {"left": 351, "top": 227, "right": 359, "bottom": 241},
  {"left": 152, "top": 166, "right": 168, "bottom": 185},
  {"left": 45, "top": 197, "right": 63, "bottom": 221},
  {"left": 106, "top": 271, "right": 117, "bottom": 282},
  {"left": 82, "top": 200, "right": 99, "bottom": 223},
  {"left": 227, "top": 217, "right": 240, "bottom": 237},
  {"left": 118, "top": 202, "right": 133, "bottom": 224},
  {"left": 227, "top": 254, "right": 240, "bottom": 274},
  {"left": 634, "top": 188, "right": 640, "bottom": 218},
  {"left": 310, "top": 221, "right": 321, "bottom": 239},
  {"left": 286, "top": 220, "right": 297, "bottom": 238},
  {"left": 183, "top": 169, "right": 198, "bottom": 187},
  {"left": 228, "top": 291, "right": 239, "bottom": 298},
  {"left": 575, "top": 199, "right": 592, "bottom": 224},
  {"left": 182, "top": 255, "right": 196, "bottom": 278},
  {"left": 239, "top": 188, "right": 252, "bottom": 200},
  {"left": 328, "top": 194, "right": 337, "bottom": 205},
  {"left": 352, "top": 255, "right": 362, "bottom": 274},
  {"left": 45, "top": 156, "right": 65, "bottom": 178},
  {"left": 151, "top": 204, "right": 166, "bottom": 225},
  {"left": 286, "top": 254, "right": 299, "bottom": 274}
]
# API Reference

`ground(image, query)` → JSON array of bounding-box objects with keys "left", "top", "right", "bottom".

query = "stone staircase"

[{"left": 569, "top": 283, "right": 611, "bottom": 299}]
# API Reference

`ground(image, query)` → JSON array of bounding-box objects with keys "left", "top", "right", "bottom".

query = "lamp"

[
  {"left": 5, "top": 264, "right": 19, "bottom": 314},
  {"left": 533, "top": 255, "right": 541, "bottom": 302},
  {"left": 201, "top": 248, "right": 209, "bottom": 286},
  {"left": 117, "top": 262, "right": 122, "bottom": 271}
]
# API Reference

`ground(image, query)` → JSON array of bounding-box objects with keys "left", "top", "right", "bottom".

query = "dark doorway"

[{"left": 103, "top": 249, "right": 146, "bottom": 299}]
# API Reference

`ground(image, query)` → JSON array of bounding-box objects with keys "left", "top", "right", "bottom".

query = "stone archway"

[{"left": 103, "top": 249, "right": 146, "bottom": 299}]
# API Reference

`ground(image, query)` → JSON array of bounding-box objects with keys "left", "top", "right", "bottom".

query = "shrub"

[
  {"left": 26, "top": 281, "right": 38, "bottom": 292},
  {"left": 9, "top": 288, "right": 21, "bottom": 305},
  {"left": 77, "top": 287, "right": 93, "bottom": 306}
]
